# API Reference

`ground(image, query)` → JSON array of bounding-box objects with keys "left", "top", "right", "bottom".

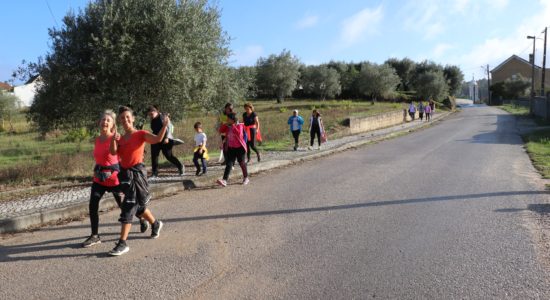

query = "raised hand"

[
  {"left": 113, "top": 127, "right": 121, "bottom": 141},
  {"left": 162, "top": 114, "right": 170, "bottom": 127}
]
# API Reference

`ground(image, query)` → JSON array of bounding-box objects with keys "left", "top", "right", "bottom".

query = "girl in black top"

[
  {"left": 242, "top": 103, "right": 261, "bottom": 163},
  {"left": 309, "top": 109, "right": 325, "bottom": 149}
]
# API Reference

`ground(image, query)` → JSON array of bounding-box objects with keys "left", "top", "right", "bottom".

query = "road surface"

[{"left": 1, "top": 105, "right": 550, "bottom": 299}]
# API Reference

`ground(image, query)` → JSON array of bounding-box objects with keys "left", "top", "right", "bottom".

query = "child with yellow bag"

[{"left": 193, "top": 122, "right": 209, "bottom": 176}]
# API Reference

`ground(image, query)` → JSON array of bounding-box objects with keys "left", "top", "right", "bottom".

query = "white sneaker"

[
  {"left": 216, "top": 179, "right": 227, "bottom": 187},
  {"left": 242, "top": 177, "right": 250, "bottom": 185}
]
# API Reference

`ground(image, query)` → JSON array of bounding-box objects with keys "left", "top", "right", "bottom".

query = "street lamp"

[{"left": 527, "top": 35, "right": 536, "bottom": 114}]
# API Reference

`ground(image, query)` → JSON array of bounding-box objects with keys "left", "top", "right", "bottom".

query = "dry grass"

[{"left": 0, "top": 100, "right": 401, "bottom": 189}]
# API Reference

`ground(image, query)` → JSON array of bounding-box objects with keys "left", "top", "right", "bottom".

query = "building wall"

[
  {"left": 345, "top": 110, "right": 420, "bottom": 134},
  {"left": 491, "top": 57, "right": 550, "bottom": 91},
  {"left": 13, "top": 81, "right": 37, "bottom": 107}
]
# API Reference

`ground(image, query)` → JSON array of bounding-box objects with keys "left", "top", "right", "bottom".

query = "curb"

[{"left": 0, "top": 112, "right": 452, "bottom": 234}]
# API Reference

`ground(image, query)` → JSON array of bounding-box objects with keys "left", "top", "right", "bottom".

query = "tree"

[
  {"left": 326, "top": 61, "right": 361, "bottom": 98},
  {"left": 26, "top": 0, "right": 231, "bottom": 133},
  {"left": 490, "top": 75, "right": 530, "bottom": 100},
  {"left": 356, "top": 62, "right": 400, "bottom": 103},
  {"left": 0, "top": 91, "right": 21, "bottom": 132},
  {"left": 384, "top": 58, "right": 416, "bottom": 91},
  {"left": 412, "top": 70, "right": 449, "bottom": 101},
  {"left": 256, "top": 50, "right": 301, "bottom": 103},
  {"left": 443, "top": 65, "right": 465, "bottom": 96},
  {"left": 301, "top": 65, "right": 341, "bottom": 100}
]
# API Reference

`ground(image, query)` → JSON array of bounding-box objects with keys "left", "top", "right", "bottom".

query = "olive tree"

[
  {"left": 255, "top": 50, "right": 301, "bottom": 103},
  {"left": 26, "top": 0, "right": 232, "bottom": 133},
  {"left": 301, "top": 65, "right": 341, "bottom": 100},
  {"left": 0, "top": 91, "right": 21, "bottom": 132},
  {"left": 356, "top": 63, "right": 400, "bottom": 103}
]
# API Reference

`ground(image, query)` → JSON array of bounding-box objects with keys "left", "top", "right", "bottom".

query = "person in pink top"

[
  {"left": 82, "top": 110, "right": 124, "bottom": 248},
  {"left": 217, "top": 112, "right": 249, "bottom": 187}
]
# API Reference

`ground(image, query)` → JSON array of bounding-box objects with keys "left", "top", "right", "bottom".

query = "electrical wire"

[{"left": 44, "top": 0, "right": 59, "bottom": 27}]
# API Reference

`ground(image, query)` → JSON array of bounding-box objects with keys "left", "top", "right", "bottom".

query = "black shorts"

[{"left": 118, "top": 164, "right": 150, "bottom": 224}]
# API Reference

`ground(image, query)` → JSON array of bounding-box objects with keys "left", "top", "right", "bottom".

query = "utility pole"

[
  {"left": 527, "top": 35, "right": 536, "bottom": 115},
  {"left": 542, "top": 27, "right": 547, "bottom": 96},
  {"left": 486, "top": 64, "right": 491, "bottom": 105}
]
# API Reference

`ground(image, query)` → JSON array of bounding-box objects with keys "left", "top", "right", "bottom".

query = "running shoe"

[
  {"left": 140, "top": 219, "right": 149, "bottom": 233},
  {"left": 195, "top": 169, "right": 201, "bottom": 176},
  {"left": 216, "top": 179, "right": 227, "bottom": 187},
  {"left": 82, "top": 235, "right": 101, "bottom": 248},
  {"left": 242, "top": 177, "right": 250, "bottom": 185},
  {"left": 151, "top": 220, "right": 164, "bottom": 239},
  {"left": 178, "top": 167, "right": 185, "bottom": 176},
  {"left": 108, "top": 240, "right": 129, "bottom": 256}
]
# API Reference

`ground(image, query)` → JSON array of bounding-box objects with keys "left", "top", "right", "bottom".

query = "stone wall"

[{"left": 345, "top": 110, "right": 419, "bottom": 134}]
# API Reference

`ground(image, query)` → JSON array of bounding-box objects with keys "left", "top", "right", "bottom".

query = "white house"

[{"left": 14, "top": 76, "right": 41, "bottom": 107}]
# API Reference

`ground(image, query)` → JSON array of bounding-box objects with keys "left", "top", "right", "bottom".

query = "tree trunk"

[{"left": 276, "top": 92, "right": 284, "bottom": 103}]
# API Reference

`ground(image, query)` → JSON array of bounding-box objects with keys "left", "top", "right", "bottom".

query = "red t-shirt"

[
  {"left": 93, "top": 136, "right": 120, "bottom": 187},
  {"left": 117, "top": 130, "right": 147, "bottom": 169}
]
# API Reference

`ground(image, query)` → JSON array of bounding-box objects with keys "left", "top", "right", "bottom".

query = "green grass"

[
  {"left": 498, "top": 104, "right": 530, "bottom": 116},
  {"left": 0, "top": 99, "right": 402, "bottom": 187},
  {"left": 523, "top": 129, "right": 550, "bottom": 178},
  {"left": 498, "top": 104, "right": 550, "bottom": 126}
]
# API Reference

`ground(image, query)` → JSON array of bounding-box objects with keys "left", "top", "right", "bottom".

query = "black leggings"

[
  {"left": 193, "top": 151, "right": 207, "bottom": 172},
  {"left": 310, "top": 128, "right": 321, "bottom": 147},
  {"left": 246, "top": 128, "right": 259, "bottom": 161},
  {"left": 292, "top": 130, "right": 301, "bottom": 144},
  {"left": 223, "top": 147, "right": 248, "bottom": 180},
  {"left": 151, "top": 140, "right": 183, "bottom": 175},
  {"left": 89, "top": 182, "right": 122, "bottom": 235}
]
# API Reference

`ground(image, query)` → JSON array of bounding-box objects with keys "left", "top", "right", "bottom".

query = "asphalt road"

[{"left": 2, "top": 105, "right": 550, "bottom": 299}]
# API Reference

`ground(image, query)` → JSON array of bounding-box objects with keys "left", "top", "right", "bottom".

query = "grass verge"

[{"left": 523, "top": 129, "right": 550, "bottom": 179}]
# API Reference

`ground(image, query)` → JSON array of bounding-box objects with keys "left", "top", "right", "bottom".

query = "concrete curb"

[{"left": 0, "top": 112, "right": 452, "bottom": 234}]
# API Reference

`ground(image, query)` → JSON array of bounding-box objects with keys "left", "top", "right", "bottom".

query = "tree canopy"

[
  {"left": 356, "top": 62, "right": 400, "bottom": 103},
  {"left": 27, "top": 0, "right": 232, "bottom": 132},
  {"left": 300, "top": 65, "right": 341, "bottom": 100},
  {"left": 255, "top": 50, "right": 301, "bottom": 103}
]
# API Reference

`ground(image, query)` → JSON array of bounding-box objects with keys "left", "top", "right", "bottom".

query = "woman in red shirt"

[
  {"left": 81, "top": 110, "right": 123, "bottom": 248},
  {"left": 108, "top": 106, "right": 169, "bottom": 256}
]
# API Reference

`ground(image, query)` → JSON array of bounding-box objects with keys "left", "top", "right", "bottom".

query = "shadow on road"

[
  {"left": 456, "top": 114, "right": 523, "bottom": 145},
  {"left": 2, "top": 190, "right": 548, "bottom": 262},
  {"left": 495, "top": 203, "right": 550, "bottom": 216}
]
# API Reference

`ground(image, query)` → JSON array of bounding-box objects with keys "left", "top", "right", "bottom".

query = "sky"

[{"left": 1, "top": 0, "right": 550, "bottom": 85}]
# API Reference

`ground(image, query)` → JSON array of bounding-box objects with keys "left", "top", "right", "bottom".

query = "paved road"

[{"left": 2, "top": 106, "right": 550, "bottom": 299}]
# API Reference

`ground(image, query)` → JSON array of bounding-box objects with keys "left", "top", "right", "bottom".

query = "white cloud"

[
  {"left": 453, "top": 0, "right": 471, "bottom": 13},
  {"left": 340, "top": 5, "right": 384, "bottom": 47},
  {"left": 231, "top": 45, "right": 264, "bottom": 66},
  {"left": 296, "top": 14, "right": 320, "bottom": 29},
  {"left": 456, "top": 0, "right": 550, "bottom": 77},
  {"left": 402, "top": 0, "right": 445, "bottom": 40},
  {"left": 433, "top": 43, "right": 454, "bottom": 58},
  {"left": 490, "top": 0, "right": 509, "bottom": 10}
]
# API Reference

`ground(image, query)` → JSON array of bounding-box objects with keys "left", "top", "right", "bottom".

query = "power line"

[{"left": 44, "top": 0, "right": 58, "bottom": 27}]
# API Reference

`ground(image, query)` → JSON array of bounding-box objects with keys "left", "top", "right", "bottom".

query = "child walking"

[
  {"left": 217, "top": 112, "right": 249, "bottom": 187},
  {"left": 193, "top": 122, "right": 208, "bottom": 176}
]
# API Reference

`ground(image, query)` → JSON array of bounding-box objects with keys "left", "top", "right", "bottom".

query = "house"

[
  {"left": 490, "top": 54, "right": 550, "bottom": 91},
  {"left": 13, "top": 75, "right": 42, "bottom": 107},
  {"left": 0, "top": 82, "right": 13, "bottom": 92}
]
